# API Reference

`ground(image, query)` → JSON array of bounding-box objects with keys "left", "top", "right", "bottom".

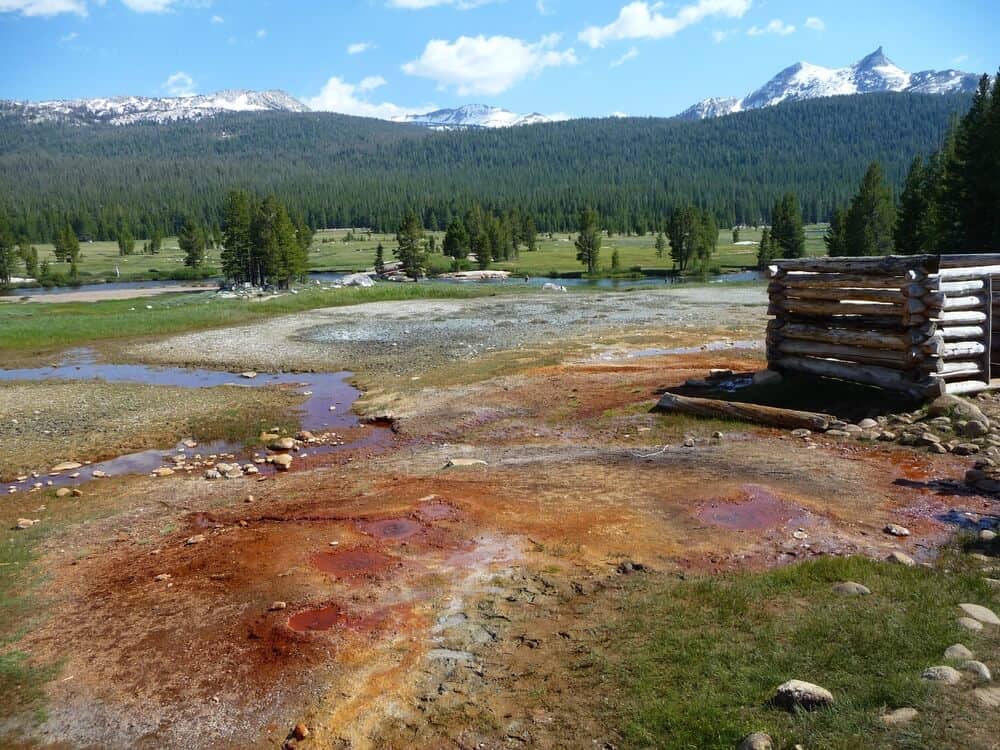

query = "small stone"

[
  {"left": 972, "top": 687, "right": 1000, "bottom": 707},
  {"left": 712, "top": 431, "right": 724, "bottom": 439},
  {"left": 879, "top": 707, "right": 919, "bottom": 726},
  {"left": 268, "top": 437, "right": 296, "bottom": 452},
  {"left": 269, "top": 601, "right": 287, "bottom": 611},
  {"left": 962, "top": 660, "right": 992, "bottom": 682},
  {"left": 791, "top": 429, "right": 811, "bottom": 438},
  {"left": 55, "top": 487, "right": 71, "bottom": 498},
  {"left": 886, "top": 551, "right": 916, "bottom": 566},
  {"left": 921, "top": 666, "right": 962, "bottom": 684},
  {"left": 15, "top": 518, "right": 35, "bottom": 530},
  {"left": 683, "top": 438, "right": 696, "bottom": 447},
  {"left": 154, "top": 573, "right": 172, "bottom": 582},
  {"left": 961, "top": 420, "right": 990, "bottom": 438},
  {"left": 825, "top": 429, "right": 850, "bottom": 438},
  {"left": 843, "top": 424, "right": 863, "bottom": 434},
  {"left": 980, "top": 529, "right": 997, "bottom": 542},
  {"left": 50, "top": 461, "right": 82, "bottom": 473},
  {"left": 858, "top": 418, "right": 879, "bottom": 430},
  {"left": 953, "top": 443, "right": 981, "bottom": 456},
  {"left": 958, "top": 616, "right": 984, "bottom": 632},
  {"left": 272, "top": 454, "right": 293, "bottom": 471},
  {"left": 959, "top": 602, "right": 1000, "bottom": 625},
  {"left": 152, "top": 467, "right": 174, "bottom": 477},
  {"left": 944, "top": 643, "right": 974, "bottom": 661},
  {"left": 736, "top": 732, "right": 773, "bottom": 750},
  {"left": 771, "top": 679, "right": 834, "bottom": 711},
  {"left": 71, "top": 488, "right": 83, "bottom": 497},
  {"left": 182, "top": 439, "right": 198, "bottom": 448},
  {"left": 92, "top": 470, "right": 108, "bottom": 478},
  {"left": 878, "top": 431, "right": 897, "bottom": 441},
  {"left": 292, "top": 723, "right": 309, "bottom": 740},
  {"left": 445, "top": 458, "right": 488, "bottom": 468},
  {"left": 185, "top": 534, "right": 205, "bottom": 545},
  {"left": 929, "top": 442, "right": 949, "bottom": 454},
  {"left": 240, "top": 371, "right": 257, "bottom": 379},
  {"left": 917, "top": 432, "right": 942, "bottom": 445},
  {"left": 884, "top": 524, "right": 910, "bottom": 537},
  {"left": 204, "top": 469, "right": 221, "bottom": 480},
  {"left": 792, "top": 530, "right": 808, "bottom": 540},
  {"left": 832, "top": 581, "right": 871, "bottom": 596}
]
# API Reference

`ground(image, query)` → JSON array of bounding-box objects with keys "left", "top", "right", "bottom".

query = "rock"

[
  {"left": 958, "top": 616, "right": 984, "bottom": 632},
  {"left": 737, "top": 732, "right": 773, "bottom": 750},
  {"left": 960, "top": 420, "right": 990, "bottom": 438},
  {"left": 342, "top": 272, "right": 375, "bottom": 288},
  {"left": 791, "top": 429, "right": 811, "bottom": 438},
  {"left": 243, "top": 464, "right": 259, "bottom": 475},
  {"left": 878, "top": 431, "right": 897, "bottom": 441},
  {"left": 953, "top": 443, "right": 981, "bottom": 456},
  {"left": 272, "top": 454, "right": 293, "bottom": 471},
  {"left": 71, "top": 488, "right": 83, "bottom": 497},
  {"left": 917, "top": 433, "right": 942, "bottom": 445},
  {"left": 240, "top": 371, "right": 258, "bottom": 379},
  {"left": 944, "top": 643, "right": 974, "bottom": 661},
  {"left": 771, "top": 679, "right": 834, "bottom": 711},
  {"left": 269, "top": 601, "right": 287, "bottom": 611},
  {"left": 980, "top": 529, "right": 998, "bottom": 542},
  {"left": 959, "top": 603, "right": 1000, "bottom": 625},
  {"left": 55, "top": 487, "right": 71, "bottom": 498},
  {"left": 825, "top": 429, "right": 850, "bottom": 438},
  {"left": 712, "top": 431, "right": 724, "bottom": 439},
  {"left": 858, "top": 418, "right": 879, "bottom": 430},
  {"left": 268, "top": 437, "right": 296, "bottom": 452},
  {"left": 884, "top": 524, "right": 910, "bottom": 537},
  {"left": 928, "top": 395, "right": 989, "bottom": 426},
  {"left": 683, "top": 437, "right": 696, "bottom": 448},
  {"left": 843, "top": 424, "right": 863, "bottom": 434},
  {"left": 154, "top": 573, "right": 172, "bottom": 582},
  {"left": 886, "top": 551, "right": 916, "bottom": 567},
  {"left": 292, "top": 723, "right": 309, "bottom": 740},
  {"left": 204, "top": 469, "right": 221, "bottom": 480},
  {"left": 259, "top": 432, "right": 280, "bottom": 442},
  {"left": 985, "top": 578, "right": 1000, "bottom": 590},
  {"left": 152, "top": 467, "right": 174, "bottom": 477},
  {"left": 962, "top": 660, "right": 992, "bottom": 682},
  {"left": 182, "top": 438, "right": 198, "bottom": 448},
  {"left": 832, "top": 581, "right": 871, "bottom": 596},
  {"left": 445, "top": 458, "right": 488, "bottom": 468},
  {"left": 15, "top": 518, "right": 35, "bottom": 530},
  {"left": 972, "top": 687, "right": 1000, "bottom": 707},
  {"left": 921, "top": 666, "right": 962, "bottom": 684},
  {"left": 879, "top": 707, "right": 919, "bottom": 726},
  {"left": 92, "top": 470, "right": 108, "bottom": 478},
  {"left": 50, "top": 461, "right": 82, "bottom": 473},
  {"left": 185, "top": 534, "right": 205, "bottom": 545},
  {"left": 295, "top": 430, "right": 316, "bottom": 442}
]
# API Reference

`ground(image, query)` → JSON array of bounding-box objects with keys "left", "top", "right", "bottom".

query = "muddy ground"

[{"left": 1, "top": 286, "right": 997, "bottom": 749}]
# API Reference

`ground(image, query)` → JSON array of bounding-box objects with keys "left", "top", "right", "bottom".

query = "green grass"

[
  {"left": 601, "top": 555, "right": 998, "bottom": 750},
  {"left": 0, "top": 283, "right": 523, "bottom": 354}
]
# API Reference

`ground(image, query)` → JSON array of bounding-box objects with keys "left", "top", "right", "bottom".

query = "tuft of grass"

[{"left": 599, "top": 556, "right": 998, "bottom": 750}]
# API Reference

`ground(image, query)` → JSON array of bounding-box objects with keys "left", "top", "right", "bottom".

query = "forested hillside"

[{"left": 0, "top": 92, "right": 971, "bottom": 241}]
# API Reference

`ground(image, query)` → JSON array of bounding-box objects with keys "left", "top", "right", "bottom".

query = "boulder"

[
  {"left": 957, "top": 616, "right": 984, "bottom": 632},
  {"left": 962, "top": 660, "right": 992, "bottom": 682},
  {"left": 152, "top": 467, "right": 174, "bottom": 477},
  {"left": 959, "top": 603, "right": 1000, "bottom": 626},
  {"left": 927, "top": 395, "right": 989, "bottom": 426},
  {"left": 50, "top": 461, "right": 82, "bottom": 473},
  {"left": 972, "top": 687, "right": 1000, "bottom": 707},
  {"left": 832, "top": 581, "right": 871, "bottom": 596},
  {"left": 884, "top": 524, "right": 910, "bottom": 537},
  {"left": 240, "top": 371, "right": 258, "bottom": 379},
  {"left": 341, "top": 272, "right": 375, "bottom": 288},
  {"left": 960, "top": 420, "right": 990, "bottom": 438},
  {"left": 55, "top": 487, "right": 71, "bottom": 498},
  {"left": 980, "top": 529, "right": 997, "bottom": 542},
  {"left": 771, "top": 679, "right": 834, "bottom": 711},
  {"left": 736, "top": 733, "right": 773, "bottom": 750},
  {"left": 944, "top": 643, "right": 974, "bottom": 661},
  {"left": 886, "top": 551, "right": 916, "bottom": 567},
  {"left": 858, "top": 418, "right": 879, "bottom": 430},
  {"left": 879, "top": 707, "right": 918, "bottom": 726},
  {"left": 272, "top": 454, "right": 293, "bottom": 471},
  {"left": 921, "top": 665, "right": 962, "bottom": 684},
  {"left": 953, "top": 443, "right": 981, "bottom": 456},
  {"left": 268, "top": 437, "right": 296, "bottom": 452}
]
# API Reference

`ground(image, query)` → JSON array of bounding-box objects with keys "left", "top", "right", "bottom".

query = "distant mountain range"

[
  {"left": 0, "top": 89, "right": 308, "bottom": 126},
  {"left": 677, "top": 47, "right": 979, "bottom": 120},
  {"left": 0, "top": 48, "right": 980, "bottom": 129}
]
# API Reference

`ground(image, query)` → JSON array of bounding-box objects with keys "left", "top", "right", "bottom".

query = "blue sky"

[{"left": 0, "top": 0, "right": 994, "bottom": 118}]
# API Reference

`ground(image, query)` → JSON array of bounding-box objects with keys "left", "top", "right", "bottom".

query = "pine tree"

[
  {"left": 443, "top": 219, "right": 469, "bottom": 259},
  {"left": 757, "top": 227, "right": 776, "bottom": 269},
  {"left": 472, "top": 228, "right": 490, "bottom": 270},
  {"left": 770, "top": 193, "right": 805, "bottom": 258},
  {"left": 0, "top": 212, "right": 14, "bottom": 286},
  {"left": 654, "top": 231, "right": 666, "bottom": 258},
  {"left": 222, "top": 190, "right": 253, "bottom": 284},
  {"left": 178, "top": 216, "right": 206, "bottom": 268},
  {"left": 117, "top": 227, "right": 135, "bottom": 256},
  {"left": 394, "top": 209, "right": 426, "bottom": 279},
  {"left": 18, "top": 242, "right": 38, "bottom": 278},
  {"left": 825, "top": 207, "right": 848, "bottom": 256},
  {"left": 894, "top": 155, "right": 931, "bottom": 254},
  {"left": 611, "top": 248, "right": 621, "bottom": 273},
  {"left": 732, "top": 227, "right": 740, "bottom": 244},
  {"left": 667, "top": 207, "right": 695, "bottom": 271},
  {"left": 574, "top": 207, "right": 601, "bottom": 274},
  {"left": 374, "top": 243, "right": 385, "bottom": 274},
  {"left": 523, "top": 215, "right": 538, "bottom": 252},
  {"left": 845, "top": 162, "right": 896, "bottom": 256}
]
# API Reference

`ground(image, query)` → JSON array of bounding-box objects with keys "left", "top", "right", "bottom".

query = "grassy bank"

[
  {"left": 0, "top": 283, "right": 524, "bottom": 355},
  {"left": 598, "top": 555, "right": 998, "bottom": 750}
]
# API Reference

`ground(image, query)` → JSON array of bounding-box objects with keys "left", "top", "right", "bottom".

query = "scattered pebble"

[
  {"left": 884, "top": 523, "right": 910, "bottom": 537},
  {"left": 737, "top": 732, "right": 772, "bottom": 750},
  {"left": 269, "top": 601, "right": 287, "bottom": 611},
  {"left": 962, "top": 660, "right": 992, "bottom": 682},
  {"left": 885, "top": 551, "right": 916, "bottom": 567},
  {"left": 959, "top": 603, "right": 1000, "bottom": 626},
  {"left": 771, "top": 679, "right": 834, "bottom": 711},
  {"left": 185, "top": 534, "right": 205, "bottom": 545},
  {"left": 921, "top": 666, "right": 962, "bottom": 684}
]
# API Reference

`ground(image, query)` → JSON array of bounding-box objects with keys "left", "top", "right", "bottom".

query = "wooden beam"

[
  {"left": 945, "top": 380, "right": 990, "bottom": 395},
  {"left": 941, "top": 325, "right": 986, "bottom": 340},
  {"left": 943, "top": 341, "right": 987, "bottom": 358},
  {"left": 776, "top": 339, "right": 914, "bottom": 368},
  {"left": 941, "top": 294, "right": 987, "bottom": 311},
  {"left": 782, "top": 273, "right": 908, "bottom": 290},
  {"left": 782, "top": 287, "right": 906, "bottom": 304},
  {"left": 940, "top": 279, "right": 985, "bottom": 295},
  {"left": 773, "top": 355, "right": 925, "bottom": 395},
  {"left": 937, "top": 265, "right": 1000, "bottom": 280},
  {"left": 654, "top": 392, "right": 833, "bottom": 431},
  {"left": 781, "top": 299, "right": 903, "bottom": 318},
  {"left": 775, "top": 256, "right": 932, "bottom": 275},
  {"left": 938, "top": 310, "right": 988, "bottom": 324},
  {"left": 778, "top": 322, "right": 909, "bottom": 351}
]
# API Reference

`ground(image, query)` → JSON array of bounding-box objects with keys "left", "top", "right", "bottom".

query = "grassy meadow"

[{"left": 18, "top": 225, "right": 829, "bottom": 285}]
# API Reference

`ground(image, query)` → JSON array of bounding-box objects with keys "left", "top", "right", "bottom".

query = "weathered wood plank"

[
  {"left": 781, "top": 287, "right": 906, "bottom": 304},
  {"left": 942, "top": 325, "right": 986, "bottom": 340},
  {"left": 937, "top": 265, "right": 1000, "bottom": 280},
  {"left": 935, "top": 254, "right": 1000, "bottom": 268},
  {"left": 775, "top": 256, "right": 932, "bottom": 275},
  {"left": 938, "top": 310, "right": 988, "bottom": 324},
  {"left": 781, "top": 299, "right": 903, "bottom": 318},
  {"left": 940, "top": 279, "right": 985, "bottom": 295},
  {"left": 941, "top": 294, "right": 987, "bottom": 311},
  {"left": 943, "top": 341, "right": 987, "bottom": 358},
  {"left": 654, "top": 392, "right": 833, "bottom": 431},
  {"left": 776, "top": 339, "right": 913, "bottom": 367},
  {"left": 778, "top": 322, "right": 910, "bottom": 351},
  {"left": 773, "top": 355, "right": 925, "bottom": 395},
  {"left": 782, "top": 273, "right": 908, "bottom": 290},
  {"left": 945, "top": 380, "right": 990, "bottom": 395}
]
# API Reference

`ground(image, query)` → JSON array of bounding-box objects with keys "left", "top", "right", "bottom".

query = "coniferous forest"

[{"left": 0, "top": 91, "right": 973, "bottom": 243}]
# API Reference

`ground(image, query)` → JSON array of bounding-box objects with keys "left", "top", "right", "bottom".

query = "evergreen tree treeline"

[{"left": 220, "top": 191, "right": 310, "bottom": 287}]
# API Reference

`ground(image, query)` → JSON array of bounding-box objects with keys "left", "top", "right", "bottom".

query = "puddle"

[
  {"left": 287, "top": 605, "right": 387, "bottom": 633},
  {"left": 357, "top": 518, "right": 423, "bottom": 541},
  {"left": 310, "top": 548, "right": 398, "bottom": 578},
  {"left": 695, "top": 485, "right": 812, "bottom": 531},
  {"left": 2, "top": 347, "right": 391, "bottom": 488}
]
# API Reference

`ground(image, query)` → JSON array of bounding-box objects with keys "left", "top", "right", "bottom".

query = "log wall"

[{"left": 765, "top": 255, "right": 999, "bottom": 399}]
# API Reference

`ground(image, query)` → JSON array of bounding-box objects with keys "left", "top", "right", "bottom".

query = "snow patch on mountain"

[
  {"left": 394, "top": 104, "right": 558, "bottom": 130},
  {"left": 677, "top": 47, "right": 978, "bottom": 120},
  {"left": 1, "top": 89, "right": 309, "bottom": 126}
]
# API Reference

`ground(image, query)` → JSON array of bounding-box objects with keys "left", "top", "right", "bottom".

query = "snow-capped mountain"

[
  {"left": 677, "top": 48, "right": 979, "bottom": 120},
  {"left": 394, "top": 104, "right": 556, "bottom": 130},
  {"left": 0, "top": 89, "right": 309, "bottom": 126}
]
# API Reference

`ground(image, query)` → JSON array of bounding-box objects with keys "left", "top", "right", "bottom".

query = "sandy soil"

[
  {"left": 0, "top": 285, "right": 215, "bottom": 304},
  {"left": 2, "top": 287, "right": 997, "bottom": 749}
]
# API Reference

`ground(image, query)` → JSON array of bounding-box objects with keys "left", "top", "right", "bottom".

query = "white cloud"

[
  {"left": 306, "top": 76, "right": 434, "bottom": 120},
  {"left": 60, "top": 30, "right": 79, "bottom": 41},
  {"left": 804, "top": 16, "right": 824, "bottom": 31},
  {"left": 610, "top": 111, "right": 628, "bottom": 118},
  {"left": 711, "top": 29, "right": 733, "bottom": 43},
  {"left": 610, "top": 46, "right": 639, "bottom": 67},
  {"left": 387, "top": 0, "right": 499, "bottom": 8},
  {"left": 121, "top": 0, "right": 175, "bottom": 11},
  {"left": 0, "top": 0, "right": 86, "bottom": 15},
  {"left": 748, "top": 19, "right": 795, "bottom": 36},
  {"left": 952, "top": 54, "right": 968, "bottom": 66},
  {"left": 402, "top": 33, "right": 577, "bottom": 96},
  {"left": 162, "top": 70, "right": 196, "bottom": 96},
  {"left": 536, "top": 0, "right": 552, "bottom": 14},
  {"left": 579, "top": 0, "right": 751, "bottom": 48},
  {"left": 347, "top": 41, "right": 374, "bottom": 55},
  {"left": 210, "top": 13, "right": 222, "bottom": 22},
  {"left": 358, "top": 75, "right": 387, "bottom": 92},
  {"left": 255, "top": 28, "right": 267, "bottom": 38}
]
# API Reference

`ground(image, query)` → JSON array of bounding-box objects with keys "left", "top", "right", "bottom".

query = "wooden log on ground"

[
  {"left": 941, "top": 325, "right": 986, "bottom": 340},
  {"left": 781, "top": 299, "right": 903, "bottom": 318},
  {"left": 775, "top": 339, "right": 914, "bottom": 368},
  {"left": 654, "top": 392, "right": 833, "bottom": 431},
  {"left": 945, "top": 380, "right": 990, "bottom": 395},
  {"left": 943, "top": 341, "right": 986, "bottom": 358},
  {"left": 782, "top": 273, "right": 908, "bottom": 290},
  {"left": 778, "top": 322, "right": 909, "bottom": 351},
  {"left": 781, "top": 287, "right": 905, "bottom": 304},
  {"left": 775, "top": 256, "right": 932, "bottom": 275},
  {"left": 772, "top": 355, "right": 925, "bottom": 396}
]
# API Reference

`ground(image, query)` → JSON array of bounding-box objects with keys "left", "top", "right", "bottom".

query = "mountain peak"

[
  {"left": 677, "top": 48, "right": 976, "bottom": 120},
  {"left": 395, "top": 104, "right": 556, "bottom": 130}
]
